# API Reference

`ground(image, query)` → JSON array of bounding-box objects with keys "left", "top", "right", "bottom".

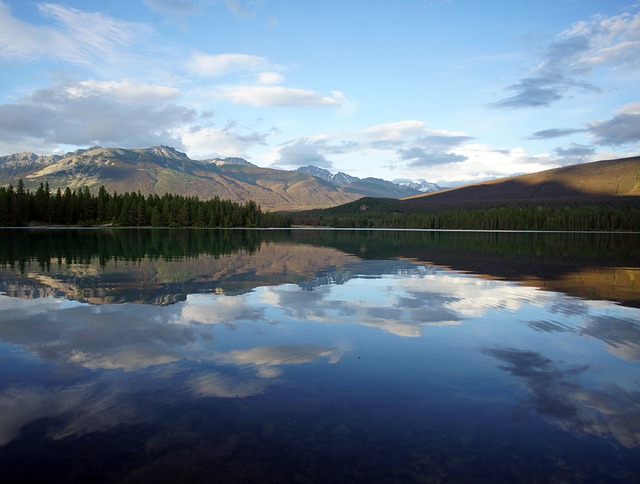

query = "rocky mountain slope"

[
  {"left": 296, "top": 165, "right": 358, "bottom": 187},
  {"left": 395, "top": 180, "right": 444, "bottom": 193},
  {"left": 0, "top": 146, "right": 441, "bottom": 211},
  {"left": 296, "top": 165, "right": 439, "bottom": 198}
]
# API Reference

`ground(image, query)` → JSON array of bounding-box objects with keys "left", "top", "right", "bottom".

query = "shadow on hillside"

[{"left": 405, "top": 180, "right": 640, "bottom": 210}]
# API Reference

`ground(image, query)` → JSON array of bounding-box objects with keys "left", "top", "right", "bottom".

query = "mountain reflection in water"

[{"left": 0, "top": 228, "right": 638, "bottom": 483}]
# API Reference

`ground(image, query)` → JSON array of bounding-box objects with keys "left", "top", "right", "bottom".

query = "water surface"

[{"left": 0, "top": 229, "right": 639, "bottom": 482}]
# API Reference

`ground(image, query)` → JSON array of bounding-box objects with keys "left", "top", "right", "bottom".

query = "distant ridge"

[
  {"left": 0, "top": 146, "right": 432, "bottom": 211},
  {"left": 290, "top": 155, "right": 640, "bottom": 231},
  {"left": 296, "top": 165, "right": 358, "bottom": 187},
  {"left": 296, "top": 165, "right": 436, "bottom": 198},
  {"left": 403, "top": 155, "right": 640, "bottom": 205},
  {"left": 199, "top": 157, "right": 256, "bottom": 167},
  {"left": 395, "top": 179, "right": 445, "bottom": 193}
]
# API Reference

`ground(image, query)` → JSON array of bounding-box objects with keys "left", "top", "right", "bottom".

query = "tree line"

[
  {"left": 0, "top": 180, "right": 291, "bottom": 227},
  {"left": 292, "top": 197, "right": 640, "bottom": 232},
  {"left": 2, "top": 180, "right": 638, "bottom": 231}
]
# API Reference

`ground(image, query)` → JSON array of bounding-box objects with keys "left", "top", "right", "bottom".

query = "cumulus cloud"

[
  {"left": 273, "top": 136, "right": 359, "bottom": 168},
  {"left": 491, "top": 10, "right": 640, "bottom": 109},
  {"left": 275, "top": 138, "right": 334, "bottom": 168},
  {"left": 0, "top": 79, "right": 195, "bottom": 151},
  {"left": 399, "top": 147, "right": 468, "bottom": 167},
  {"left": 269, "top": 120, "right": 473, "bottom": 172},
  {"left": 180, "top": 293, "right": 265, "bottom": 324},
  {"left": 181, "top": 120, "right": 277, "bottom": 159},
  {"left": 259, "top": 269, "right": 550, "bottom": 337},
  {"left": 267, "top": 120, "right": 564, "bottom": 186}
]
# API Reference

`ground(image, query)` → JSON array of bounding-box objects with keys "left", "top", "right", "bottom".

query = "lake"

[{"left": 0, "top": 228, "right": 639, "bottom": 483}]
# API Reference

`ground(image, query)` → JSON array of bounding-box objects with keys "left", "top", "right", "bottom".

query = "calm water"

[{"left": 0, "top": 228, "right": 639, "bottom": 483}]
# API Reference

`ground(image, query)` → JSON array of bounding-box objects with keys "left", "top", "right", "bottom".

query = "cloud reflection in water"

[
  {"left": 0, "top": 258, "right": 639, "bottom": 456},
  {"left": 484, "top": 347, "right": 640, "bottom": 448}
]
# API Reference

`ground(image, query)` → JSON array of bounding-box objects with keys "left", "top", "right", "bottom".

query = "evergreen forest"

[
  {"left": 1, "top": 180, "right": 639, "bottom": 231},
  {"left": 291, "top": 197, "right": 640, "bottom": 232},
  {"left": 0, "top": 180, "right": 291, "bottom": 228}
]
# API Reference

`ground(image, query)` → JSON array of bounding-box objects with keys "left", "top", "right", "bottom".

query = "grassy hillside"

[{"left": 404, "top": 156, "right": 640, "bottom": 205}]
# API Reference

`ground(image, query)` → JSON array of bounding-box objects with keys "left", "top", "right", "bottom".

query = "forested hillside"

[
  {"left": 292, "top": 197, "right": 640, "bottom": 231},
  {"left": 0, "top": 181, "right": 290, "bottom": 227}
]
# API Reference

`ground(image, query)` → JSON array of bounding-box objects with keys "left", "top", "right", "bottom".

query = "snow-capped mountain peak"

[{"left": 395, "top": 179, "right": 444, "bottom": 193}]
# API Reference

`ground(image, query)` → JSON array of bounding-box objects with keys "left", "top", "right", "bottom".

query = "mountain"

[
  {"left": 0, "top": 152, "right": 62, "bottom": 178},
  {"left": 199, "top": 157, "right": 256, "bottom": 167},
  {"left": 403, "top": 155, "right": 640, "bottom": 206},
  {"left": 343, "top": 177, "right": 423, "bottom": 198},
  {"left": 296, "top": 166, "right": 358, "bottom": 187},
  {"left": 395, "top": 179, "right": 444, "bottom": 193},
  {"left": 0, "top": 146, "right": 363, "bottom": 211},
  {"left": 0, "top": 146, "right": 428, "bottom": 211},
  {"left": 296, "top": 165, "right": 425, "bottom": 198},
  {"left": 291, "top": 156, "right": 640, "bottom": 230}
]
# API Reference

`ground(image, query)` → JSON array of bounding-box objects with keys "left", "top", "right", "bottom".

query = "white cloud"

[
  {"left": 216, "top": 345, "right": 342, "bottom": 368},
  {"left": 268, "top": 120, "right": 477, "bottom": 179},
  {"left": 0, "top": 1, "right": 150, "bottom": 66},
  {"left": 180, "top": 122, "right": 276, "bottom": 159},
  {"left": 74, "top": 346, "right": 180, "bottom": 371},
  {"left": 362, "top": 120, "right": 445, "bottom": 140},
  {"left": 567, "top": 12, "right": 640, "bottom": 68},
  {"left": 63, "top": 79, "right": 180, "bottom": 103},
  {"left": 0, "top": 79, "right": 195, "bottom": 152},
  {"left": 216, "top": 85, "right": 349, "bottom": 108},
  {"left": 274, "top": 138, "right": 334, "bottom": 168},
  {"left": 492, "top": 10, "right": 640, "bottom": 109},
  {"left": 187, "top": 52, "right": 278, "bottom": 77},
  {"left": 256, "top": 71, "right": 286, "bottom": 85},
  {"left": 180, "top": 293, "right": 264, "bottom": 324}
]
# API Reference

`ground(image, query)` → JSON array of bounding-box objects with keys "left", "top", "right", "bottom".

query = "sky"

[{"left": 0, "top": 0, "right": 639, "bottom": 186}]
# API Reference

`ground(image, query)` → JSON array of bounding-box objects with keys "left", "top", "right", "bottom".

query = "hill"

[
  {"left": 0, "top": 146, "right": 441, "bottom": 211},
  {"left": 404, "top": 155, "right": 640, "bottom": 206},
  {"left": 291, "top": 156, "right": 640, "bottom": 231}
]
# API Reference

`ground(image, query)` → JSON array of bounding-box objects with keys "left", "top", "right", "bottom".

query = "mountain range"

[
  {"left": 295, "top": 165, "right": 442, "bottom": 198},
  {"left": 3, "top": 145, "right": 637, "bottom": 215},
  {"left": 0, "top": 146, "right": 443, "bottom": 211}
]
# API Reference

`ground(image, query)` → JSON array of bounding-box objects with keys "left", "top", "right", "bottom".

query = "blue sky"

[{"left": 0, "top": 0, "right": 639, "bottom": 186}]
